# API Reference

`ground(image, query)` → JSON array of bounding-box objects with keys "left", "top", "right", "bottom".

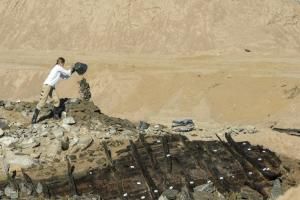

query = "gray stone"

[
  {"left": 78, "top": 135, "right": 93, "bottom": 150},
  {"left": 0, "top": 119, "right": 9, "bottom": 130},
  {"left": 63, "top": 117, "right": 76, "bottom": 125},
  {"left": 4, "top": 185, "right": 18, "bottom": 199},
  {"left": 160, "top": 189, "right": 178, "bottom": 200},
  {"left": 0, "top": 136, "right": 18, "bottom": 146},
  {"left": 36, "top": 182, "right": 43, "bottom": 194},
  {"left": 0, "top": 128, "right": 4, "bottom": 137},
  {"left": 4, "top": 102, "right": 14, "bottom": 111},
  {"left": 270, "top": 179, "right": 282, "bottom": 200},
  {"left": 194, "top": 182, "right": 215, "bottom": 193},
  {"left": 109, "top": 127, "right": 117, "bottom": 135},
  {"left": 138, "top": 121, "right": 150, "bottom": 131}
]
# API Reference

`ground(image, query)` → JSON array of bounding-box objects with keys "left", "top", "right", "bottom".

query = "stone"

[
  {"left": 61, "top": 111, "right": 67, "bottom": 119},
  {"left": 0, "top": 128, "right": 4, "bottom": 137},
  {"left": 158, "top": 196, "right": 169, "bottom": 200},
  {"left": 270, "top": 179, "right": 282, "bottom": 200},
  {"left": 61, "top": 137, "right": 70, "bottom": 151},
  {"left": 160, "top": 189, "right": 179, "bottom": 200},
  {"left": 5, "top": 152, "right": 35, "bottom": 168},
  {"left": 172, "top": 119, "right": 195, "bottom": 132},
  {"left": 46, "top": 140, "right": 62, "bottom": 158},
  {"left": 78, "top": 135, "right": 93, "bottom": 150},
  {"left": 63, "top": 117, "right": 76, "bottom": 125},
  {"left": 4, "top": 101, "right": 14, "bottom": 111},
  {"left": 70, "top": 137, "right": 79, "bottom": 147},
  {"left": 194, "top": 182, "right": 215, "bottom": 193},
  {"left": 0, "top": 119, "right": 9, "bottom": 130},
  {"left": 108, "top": 127, "right": 117, "bottom": 135},
  {"left": 192, "top": 191, "right": 212, "bottom": 200},
  {"left": 62, "top": 124, "right": 71, "bottom": 132},
  {"left": 137, "top": 121, "right": 150, "bottom": 131},
  {"left": 20, "top": 138, "right": 40, "bottom": 148},
  {"left": 31, "top": 152, "right": 41, "bottom": 159},
  {"left": 36, "top": 182, "right": 43, "bottom": 194},
  {"left": 172, "top": 119, "right": 194, "bottom": 127},
  {"left": 245, "top": 125, "right": 257, "bottom": 134},
  {"left": 0, "top": 136, "right": 18, "bottom": 146},
  {"left": 4, "top": 185, "right": 18, "bottom": 199},
  {"left": 52, "top": 127, "right": 64, "bottom": 138}
]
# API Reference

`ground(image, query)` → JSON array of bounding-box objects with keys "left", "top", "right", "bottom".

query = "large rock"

[
  {"left": 5, "top": 152, "right": 35, "bottom": 168},
  {"left": 78, "top": 135, "right": 93, "bottom": 150},
  {"left": 0, "top": 136, "right": 18, "bottom": 146}
]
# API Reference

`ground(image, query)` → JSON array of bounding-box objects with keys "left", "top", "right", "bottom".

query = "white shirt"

[{"left": 43, "top": 64, "right": 72, "bottom": 86}]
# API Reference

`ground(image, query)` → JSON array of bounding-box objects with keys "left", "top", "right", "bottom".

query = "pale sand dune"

[{"left": 0, "top": 0, "right": 300, "bottom": 55}]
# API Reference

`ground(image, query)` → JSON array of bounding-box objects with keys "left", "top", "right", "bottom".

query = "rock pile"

[{"left": 79, "top": 78, "right": 91, "bottom": 101}]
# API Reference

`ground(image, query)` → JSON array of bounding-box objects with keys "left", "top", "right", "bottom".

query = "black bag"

[{"left": 74, "top": 62, "right": 88, "bottom": 75}]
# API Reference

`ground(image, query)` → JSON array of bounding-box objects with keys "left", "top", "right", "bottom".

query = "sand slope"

[{"left": 0, "top": 0, "right": 300, "bottom": 54}]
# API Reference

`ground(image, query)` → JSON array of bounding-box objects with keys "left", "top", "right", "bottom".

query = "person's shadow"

[{"left": 37, "top": 98, "right": 68, "bottom": 123}]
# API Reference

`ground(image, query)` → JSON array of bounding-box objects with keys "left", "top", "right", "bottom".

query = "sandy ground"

[{"left": 1, "top": 50, "right": 300, "bottom": 198}]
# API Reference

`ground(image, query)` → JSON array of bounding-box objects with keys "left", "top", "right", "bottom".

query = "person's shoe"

[
  {"left": 53, "top": 107, "right": 60, "bottom": 120},
  {"left": 31, "top": 109, "right": 40, "bottom": 124}
]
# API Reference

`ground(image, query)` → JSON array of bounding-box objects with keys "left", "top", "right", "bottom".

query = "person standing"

[{"left": 32, "top": 57, "right": 75, "bottom": 124}]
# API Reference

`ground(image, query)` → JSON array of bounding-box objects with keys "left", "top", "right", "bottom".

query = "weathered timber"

[
  {"left": 130, "top": 140, "right": 159, "bottom": 200},
  {"left": 225, "top": 133, "right": 281, "bottom": 180},
  {"left": 162, "top": 136, "right": 173, "bottom": 174},
  {"left": 6, "top": 135, "right": 286, "bottom": 199},
  {"left": 139, "top": 133, "right": 158, "bottom": 169},
  {"left": 66, "top": 156, "right": 79, "bottom": 196},
  {"left": 216, "top": 134, "right": 270, "bottom": 198}
]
